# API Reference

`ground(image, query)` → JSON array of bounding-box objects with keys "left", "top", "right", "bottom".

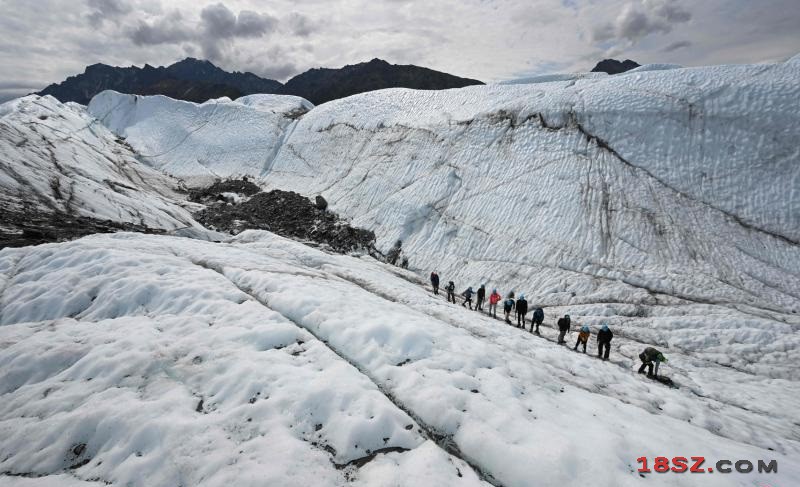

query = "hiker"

[
  {"left": 446, "top": 281, "right": 456, "bottom": 304},
  {"left": 531, "top": 307, "right": 544, "bottom": 334},
  {"left": 638, "top": 347, "right": 667, "bottom": 378},
  {"left": 503, "top": 294, "right": 516, "bottom": 324},
  {"left": 597, "top": 324, "right": 613, "bottom": 360},
  {"left": 488, "top": 289, "right": 501, "bottom": 318},
  {"left": 462, "top": 287, "right": 475, "bottom": 310},
  {"left": 476, "top": 284, "right": 486, "bottom": 311},
  {"left": 574, "top": 325, "right": 590, "bottom": 353},
  {"left": 557, "top": 314, "right": 571, "bottom": 344},
  {"left": 430, "top": 271, "right": 440, "bottom": 295},
  {"left": 516, "top": 294, "right": 528, "bottom": 328}
]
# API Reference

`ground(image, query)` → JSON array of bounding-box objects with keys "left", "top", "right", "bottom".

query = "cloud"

[
  {"left": 592, "top": 0, "right": 691, "bottom": 44},
  {"left": 286, "top": 12, "right": 314, "bottom": 37},
  {"left": 200, "top": 3, "right": 277, "bottom": 39},
  {"left": 86, "top": 0, "right": 133, "bottom": 27},
  {"left": 239, "top": 45, "right": 299, "bottom": 80},
  {"left": 645, "top": 0, "right": 690, "bottom": 23},
  {"left": 124, "top": 2, "right": 283, "bottom": 63},
  {"left": 2, "top": 0, "right": 799, "bottom": 95},
  {"left": 129, "top": 11, "right": 193, "bottom": 45},
  {"left": 0, "top": 81, "right": 41, "bottom": 103},
  {"left": 662, "top": 40, "right": 691, "bottom": 52}
]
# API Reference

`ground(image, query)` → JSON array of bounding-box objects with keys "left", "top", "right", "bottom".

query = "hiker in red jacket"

[{"left": 488, "top": 289, "right": 501, "bottom": 318}]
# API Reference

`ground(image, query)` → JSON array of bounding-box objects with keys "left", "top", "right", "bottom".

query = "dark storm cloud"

[
  {"left": 200, "top": 3, "right": 277, "bottom": 39},
  {"left": 126, "top": 2, "right": 279, "bottom": 62},
  {"left": 129, "top": 11, "right": 194, "bottom": 45}
]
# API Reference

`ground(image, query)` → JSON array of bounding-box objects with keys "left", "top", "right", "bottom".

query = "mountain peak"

[
  {"left": 171, "top": 57, "right": 216, "bottom": 68},
  {"left": 282, "top": 59, "right": 483, "bottom": 105},
  {"left": 590, "top": 58, "right": 641, "bottom": 75}
]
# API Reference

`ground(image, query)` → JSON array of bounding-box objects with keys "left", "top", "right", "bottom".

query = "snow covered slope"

[
  {"left": 81, "top": 58, "right": 800, "bottom": 382},
  {"left": 1, "top": 232, "right": 798, "bottom": 486},
  {"left": 265, "top": 59, "right": 800, "bottom": 301},
  {"left": 0, "top": 95, "right": 205, "bottom": 237},
  {"left": 266, "top": 59, "right": 799, "bottom": 379},
  {"left": 88, "top": 92, "right": 313, "bottom": 185}
]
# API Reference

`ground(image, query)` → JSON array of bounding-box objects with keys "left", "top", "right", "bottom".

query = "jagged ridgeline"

[{"left": 37, "top": 57, "right": 483, "bottom": 105}]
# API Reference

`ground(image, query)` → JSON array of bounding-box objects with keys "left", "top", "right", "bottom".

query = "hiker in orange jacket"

[{"left": 574, "top": 325, "right": 590, "bottom": 353}]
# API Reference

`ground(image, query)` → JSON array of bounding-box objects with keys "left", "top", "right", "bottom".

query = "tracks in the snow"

[{"left": 185, "top": 256, "right": 503, "bottom": 487}]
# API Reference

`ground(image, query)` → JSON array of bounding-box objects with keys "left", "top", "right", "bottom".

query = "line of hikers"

[{"left": 430, "top": 271, "right": 668, "bottom": 376}]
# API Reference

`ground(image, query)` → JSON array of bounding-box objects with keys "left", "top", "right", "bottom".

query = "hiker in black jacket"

[
  {"left": 446, "top": 281, "right": 456, "bottom": 304},
  {"left": 430, "top": 271, "right": 440, "bottom": 295},
  {"left": 638, "top": 347, "right": 667, "bottom": 377},
  {"left": 516, "top": 295, "right": 528, "bottom": 328},
  {"left": 476, "top": 284, "right": 486, "bottom": 311},
  {"left": 557, "top": 314, "right": 571, "bottom": 344},
  {"left": 597, "top": 324, "right": 613, "bottom": 360}
]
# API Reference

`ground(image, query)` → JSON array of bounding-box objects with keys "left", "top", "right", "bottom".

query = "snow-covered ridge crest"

[{"left": 87, "top": 91, "right": 313, "bottom": 185}]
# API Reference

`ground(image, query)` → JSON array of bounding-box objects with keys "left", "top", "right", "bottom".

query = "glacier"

[
  {"left": 2, "top": 232, "right": 799, "bottom": 486},
  {"left": 1, "top": 55, "right": 799, "bottom": 486}
]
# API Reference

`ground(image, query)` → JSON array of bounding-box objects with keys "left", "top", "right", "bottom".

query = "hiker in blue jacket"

[
  {"left": 531, "top": 307, "right": 544, "bottom": 334},
  {"left": 503, "top": 292, "right": 516, "bottom": 324},
  {"left": 462, "top": 286, "right": 475, "bottom": 310}
]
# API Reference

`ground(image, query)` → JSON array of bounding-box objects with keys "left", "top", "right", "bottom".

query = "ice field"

[{"left": 1, "top": 232, "right": 798, "bottom": 486}]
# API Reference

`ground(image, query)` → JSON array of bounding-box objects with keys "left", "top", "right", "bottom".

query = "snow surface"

[
  {"left": 624, "top": 64, "right": 683, "bottom": 73},
  {"left": 87, "top": 92, "right": 313, "bottom": 185},
  {"left": 0, "top": 95, "right": 203, "bottom": 232},
  {"left": 1, "top": 231, "right": 798, "bottom": 486},
  {"left": 498, "top": 72, "right": 607, "bottom": 85}
]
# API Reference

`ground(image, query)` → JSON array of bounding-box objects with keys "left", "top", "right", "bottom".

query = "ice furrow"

[{"left": 184, "top": 256, "right": 498, "bottom": 486}]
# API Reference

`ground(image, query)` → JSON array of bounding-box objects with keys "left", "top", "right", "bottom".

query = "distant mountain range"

[
  {"left": 591, "top": 59, "right": 641, "bottom": 75},
  {"left": 38, "top": 58, "right": 484, "bottom": 105}
]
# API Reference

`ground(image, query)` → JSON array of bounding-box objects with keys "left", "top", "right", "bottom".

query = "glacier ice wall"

[
  {"left": 86, "top": 60, "right": 800, "bottom": 318},
  {"left": 88, "top": 92, "right": 313, "bottom": 186},
  {"left": 264, "top": 61, "right": 800, "bottom": 316}
]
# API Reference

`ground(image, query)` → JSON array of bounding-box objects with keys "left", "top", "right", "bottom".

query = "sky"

[{"left": 0, "top": 0, "right": 798, "bottom": 102}]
